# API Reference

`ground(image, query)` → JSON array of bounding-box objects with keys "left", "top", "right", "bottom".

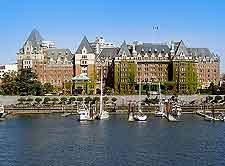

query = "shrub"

[
  {"left": 111, "top": 97, "right": 117, "bottom": 103},
  {"left": 35, "top": 97, "right": 42, "bottom": 104},
  {"left": 60, "top": 97, "right": 67, "bottom": 104},
  {"left": 17, "top": 97, "right": 26, "bottom": 104},
  {"left": 93, "top": 97, "right": 100, "bottom": 103},
  {"left": 26, "top": 97, "right": 33, "bottom": 102},
  {"left": 52, "top": 98, "right": 59, "bottom": 104},
  {"left": 77, "top": 97, "right": 83, "bottom": 102},
  {"left": 44, "top": 97, "right": 51, "bottom": 104},
  {"left": 84, "top": 97, "right": 92, "bottom": 104},
  {"left": 207, "top": 96, "right": 213, "bottom": 102},
  {"left": 215, "top": 95, "right": 222, "bottom": 101},
  {"left": 69, "top": 97, "right": 76, "bottom": 103},
  {"left": 103, "top": 97, "right": 109, "bottom": 103}
]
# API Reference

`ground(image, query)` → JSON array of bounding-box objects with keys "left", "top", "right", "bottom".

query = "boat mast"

[
  {"left": 138, "top": 79, "right": 141, "bottom": 111},
  {"left": 159, "top": 82, "right": 162, "bottom": 111},
  {"left": 100, "top": 66, "right": 103, "bottom": 115}
]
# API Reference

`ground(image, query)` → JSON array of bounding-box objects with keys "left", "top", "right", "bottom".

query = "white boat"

[
  {"left": 133, "top": 111, "right": 147, "bottom": 121},
  {"left": 155, "top": 111, "right": 166, "bottom": 117},
  {"left": 0, "top": 104, "right": 4, "bottom": 118},
  {"left": 78, "top": 102, "right": 96, "bottom": 121},
  {"left": 78, "top": 103, "right": 90, "bottom": 121},
  {"left": 97, "top": 66, "right": 109, "bottom": 120},
  {"left": 204, "top": 115, "right": 219, "bottom": 121},
  {"left": 217, "top": 113, "right": 225, "bottom": 121},
  {"left": 155, "top": 83, "right": 165, "bottom": 117},
  {"left": 171, "top": 102, "right": 182, "bottom": 117},
  {"left": 133, "top": 80, "right": 147, "bottom": 121}
]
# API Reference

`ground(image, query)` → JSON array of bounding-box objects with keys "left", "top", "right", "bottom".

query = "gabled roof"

[
  {"left": 117, "top": 41, "right": 131, "bottom": 57},
  {"left": 174, "top": 40, "right": 189, "bottom": 56},
  {"left": 96, "top": 47, "right": 119, "bottom": 60},
  {"left": 24, "top": 29, "right": 44, "bottom": 49},
  {"left": 75, "top": 36, "right": 94, "bottom": 54}
]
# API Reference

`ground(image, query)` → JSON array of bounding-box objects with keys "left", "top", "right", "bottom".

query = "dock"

[
  {"left": 196, "top": 110, "right": 221, "bottom": 121},
  {"left": 196, "top": 110, "right": 207, "bottom": 117},
  {"left": 61, "top": 113, "right": 72, "bottom": 117}
]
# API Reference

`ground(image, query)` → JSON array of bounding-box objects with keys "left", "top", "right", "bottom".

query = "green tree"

[
  {"left": 16, "top": 69, "right": 43, "bottom": 96},
  {"left": 35, "top": 97, "right": 42, "bottom": 104},
  {"left": 84, "top": 97, "right": 92, "bottom": 104},
  {"left": 43, "top": 83, "right": 54, "bottom": 94},
  {"left": 77, "top": 97, "right": 83, "bottom": 102},
  {"left": 103, "top": 87, "right": 112, "bottom": 95},
  {"left": 111, "top": 97, "right": 117, "bottom": 103},
  {"left": 43, "top": 97, "right": 51, "bottom": 104},
  {"left": 69, "top": 97, "right": 76, "bottom": 104},
  {"left": 26, "top": 97, "right": 34, "bottom": 104},
  {"left": 17, "top": 97, "right": 26, "bottom": 104},
  {"left": 1, "top": 71, "right": 17, "bottom": 95},
  {"left": 60, "top": 97, "right": 67, "bottom": 104},
  {"left": 103, "top": 96, "right": 109, "bottom": 103},
  {"left": 93, "top": 96, "right": 100, "bottom": 104},
  {"left": 215, "top": 95, "right": 222, "bottom": 103},
  {"left": 52, "top": 98, "right": 59, "bottom": 104}
]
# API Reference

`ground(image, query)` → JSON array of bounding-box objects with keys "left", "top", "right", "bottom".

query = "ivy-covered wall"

[
  {"left": 114, "top": 60, "right": 137, "bottom": 95},
  {"left": 172, "top": 61, "right": 198, "bottom": 94}
]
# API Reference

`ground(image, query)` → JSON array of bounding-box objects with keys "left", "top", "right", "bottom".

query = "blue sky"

[{"left": 0, "top": 0, "right": 225, "bottom": 71}]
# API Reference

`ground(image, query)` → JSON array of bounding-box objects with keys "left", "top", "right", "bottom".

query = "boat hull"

[
  {"left": 155, "top": 112, "right": 165, "bottom": 117},
  {"left": 97, "top": 111, "right": 109, "bottom": 120},
  {"left": 133, "top": 114, "right": 147, "bottom": 121}
]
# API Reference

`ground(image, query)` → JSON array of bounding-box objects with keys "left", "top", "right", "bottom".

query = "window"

[{"left": 82, "top": 55, "right": 87, "bottom": 59}]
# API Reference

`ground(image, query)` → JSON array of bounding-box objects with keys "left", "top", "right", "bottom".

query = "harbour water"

[{"left": 1, "top": 114, "right": 225, "bottom": 166}]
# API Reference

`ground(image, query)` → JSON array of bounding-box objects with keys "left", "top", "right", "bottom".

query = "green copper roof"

[{"left": 72, "top": 73, "right": 90, "bottom": 81}]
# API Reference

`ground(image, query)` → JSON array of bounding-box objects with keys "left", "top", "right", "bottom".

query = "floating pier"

[
  {"left": 61, "top": 113, "right": 71, "bottom": 117},
  {"left": 196, "top": 110, "right": 207, "bottom": 117},
  {"left": 196, "top": 110, "right": 221, "bottom": 121}
]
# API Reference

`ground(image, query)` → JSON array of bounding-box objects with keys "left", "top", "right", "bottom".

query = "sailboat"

[
  {"left": 97, "top": 66, "right": 109, "bottom": 120},
  {"left": 155, "top": 82, "right": 166, "bottom": 117},
  {"left": 133, "top": 80, "right": 147, "bottom": 121},
  {"left": 78, "top": 102, "right": 93, "bottom": 121},
  {"left": 171, "top": 100, "right": 182, "bottom": 117},
  {"left": 0, "top": 104, "right": 5, "bottom": 118}
]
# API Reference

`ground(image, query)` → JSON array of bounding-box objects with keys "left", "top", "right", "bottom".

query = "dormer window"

[
  {"left": 181, "top": 51, "right": 184, "bottom": 56},
  {"left": 82, "top": 47, "right": 86, "bottom": 54}
]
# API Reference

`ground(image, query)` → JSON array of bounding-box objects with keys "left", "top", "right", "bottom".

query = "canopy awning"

[{"left": 71, "top": 73, "right": 90, "bottom": 81}]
